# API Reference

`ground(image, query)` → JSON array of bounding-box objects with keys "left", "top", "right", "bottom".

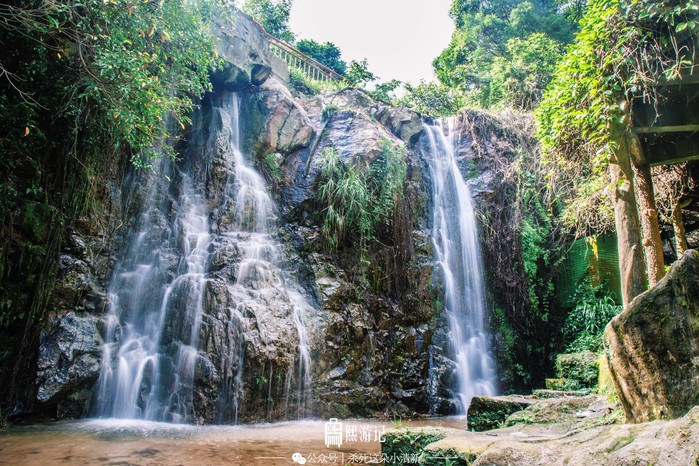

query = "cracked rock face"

[
  {"left": 247, "top": 78, "right": 315, "bottom": 156},
  {"left": 211, "top": 9, "right": 272, "bottom": 91},
  {"left": 36, "top": 313, "right": 102, "bottom": 417}
]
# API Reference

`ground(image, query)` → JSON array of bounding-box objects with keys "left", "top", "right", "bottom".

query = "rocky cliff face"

[
  {"left": 241, "top": 83, "right": 457, "bottom": 418},
  {"left": 28, "top": 10, "right": 528, "bottom": 423}
]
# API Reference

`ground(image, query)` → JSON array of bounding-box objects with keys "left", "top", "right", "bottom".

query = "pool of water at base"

[{"left": 0, "top": 417, "right": 466, "bottom": 465}]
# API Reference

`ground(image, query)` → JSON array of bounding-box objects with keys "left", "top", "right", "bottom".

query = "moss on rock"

[
  {"left": 555, "top": 352, "right": 599, "bottom": 390},
  {"left": 467, "top": 396, "right": 534, "bottom": 432}
]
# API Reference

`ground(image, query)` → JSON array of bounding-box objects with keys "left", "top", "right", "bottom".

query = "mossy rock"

[
  {"left": 466, "top": 396, "right": 533, "bottom": 432},
  {"left": 597, "top": 354, "right": 617, "bottom": 403},
  {"left": 420, "top": 448, "right": 475, "bottom": 465},
  {"left": 605, "top": 250, "right": 699, "bottom": 422},
  {"left": 533, "top": 388, "right": 592, "bottom": 399},
  {"left": 382, "top": 427, "right": 448, "bottom": 466},
  {"left": 545, "top": 378, "right": 566, "bottom": 390},
  {"left": 555, "top": 352, "right": 598, "bottom": 389}
]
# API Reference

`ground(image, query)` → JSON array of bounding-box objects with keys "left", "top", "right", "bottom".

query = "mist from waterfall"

[{"left": 423, "top": 119, "right": 497, "bottom": 412}]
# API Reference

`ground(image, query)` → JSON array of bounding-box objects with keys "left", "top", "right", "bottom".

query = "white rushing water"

[
  {"left": 97, "top": 171, "right": 211, "bottom": 422},
  {"left": 97, "top": 94, "right": 312, "bottom": 423},
  {"left": 423, "top": 119, "right": 497, "bottom": 412},
  {"left": 217, "top": 96, "right": 313, "bottom": 422}
]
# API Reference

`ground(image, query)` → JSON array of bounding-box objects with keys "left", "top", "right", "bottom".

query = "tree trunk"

[
  {"left": 672, "top": 200, "right": 691, "bottom": 258},
  {"left": 610, "top": 143, "right": 647, "bottom": 308},
  {"left": 628, "top": 133, "right": 665, "bottom": 287}
]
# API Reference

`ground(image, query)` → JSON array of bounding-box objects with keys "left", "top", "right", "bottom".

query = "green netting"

[{"left": 556, "top": 235, "right": 622, "bottom": 306}]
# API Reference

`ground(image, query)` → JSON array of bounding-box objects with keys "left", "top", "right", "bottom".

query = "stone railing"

[{"left": 250, "top": 19, "right": 353, "bottom": 85}]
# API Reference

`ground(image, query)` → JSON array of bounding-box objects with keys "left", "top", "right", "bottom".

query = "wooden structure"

[
  {"left": 613, "top": 28, "right": 698, "bottom": 307},
  {"left": 632, "top": 71, "right": 699, "bottom": 167}
]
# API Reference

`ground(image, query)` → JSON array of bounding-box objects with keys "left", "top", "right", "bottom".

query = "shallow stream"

[{"left": 0, "top": 418, "right": 464, "bottom": 465}]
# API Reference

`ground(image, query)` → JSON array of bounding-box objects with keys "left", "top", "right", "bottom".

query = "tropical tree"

[
  {"left": 346, "top": 59, "right": 376, "bottom": 87},
  {"left": 242, "top": 0, "right": 294, "bottom": 42},
  {"left": 536, "top": 0, "right": 698, "bottom": 305},
  {"left": 296, "top": 39, "right": 347, "bottom": 75},
  {"left": 434, "top": 0, "right": 577, "bottom": 109}
]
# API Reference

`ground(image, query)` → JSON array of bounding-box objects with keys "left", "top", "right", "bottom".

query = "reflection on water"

[{"left": 0, "top": 418, "right": 465, "bottom": 465}]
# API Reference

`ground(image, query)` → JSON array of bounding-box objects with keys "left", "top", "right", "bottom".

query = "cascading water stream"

[
  {"left": 97, "top": 171, "right": 211, "bottom": 422},
  {"left": 97, "top": 93, "right": 313, "bottom": 423},
  {"left": 216, "top": 95, "right": 313, "bottom": 423},
  {"left": 423, "top": 119, "right": 497, "bottom": 412}
]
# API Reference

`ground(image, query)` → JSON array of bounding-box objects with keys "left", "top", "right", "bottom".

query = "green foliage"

[
  {"left": 485, "top": 132, "right": 569, "bottom": 393},
  {"left": 315, "top": 141, "right": 407, "bottom": 252},
  {"left": 295, "top": 39, "right": 347, "bottom": 76},
  {"left": 382, "top": 428, "right": 453, "bottom": 466},
  {"left": 398, "top": 81, "right": 464, "bottom": 117},
  {"left": 371, "top": 79, "right": 403, "bottom": 104},
  {"left": 0, "top": 0, "right": 218, "bottom": 169},
  {"left": 345, "top": 59, "right": 376, "bottom": 87},
  {"left": 563, "top": 279, "right": 621, "bottom": 352},
  {"left": 535, "top": 0, "right": 697, "bottom": 233},
  {"left": 489, "top": 33, "right": 563, "bottom": 110},
  {"left": 555, "top": 352, "right": 599, "bottom": 390},
  {"left": 514, "top": 150, "right": 556, "bottom": 325},
  {"left": 435, "top": 0, "right": 576, "bottom": 109},
  {"left": 321, "top": 104, "right": 339, "bottom": 122},
  {"left": 288, "top": 68, "right": 345, "bottom": 95},
  {"left": 261, "top": 152, "right": 282, "bottom": 180},
  {"left": 242, "top": 0, "right": 294, "bottom": 42}
]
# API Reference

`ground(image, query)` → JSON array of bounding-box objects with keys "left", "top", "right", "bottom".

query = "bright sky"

[{"left": 289, "top": 0, "right": 455, "bottom": 85}]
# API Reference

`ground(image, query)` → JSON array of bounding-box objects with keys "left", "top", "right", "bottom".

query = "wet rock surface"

[
  {"left": 605, "top": 249, "right": 699, "bottom": 423},
  {"left": 387, "top": 394, "right": 699, "bottom": 465},
  {"left": 36, "top": 312, "right": 102, "bottom": 417}
]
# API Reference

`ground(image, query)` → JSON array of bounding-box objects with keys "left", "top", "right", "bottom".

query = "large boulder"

[
  {"left": 605, "top": 249, "right": 699, "bottom": 423},
  {"left": 211, "top": 9, "right": 272, "bottom": 91},
  {"left": 321, "top": 108, "right": 402, "bottom": 170},
  {"left": 374, "top": 104, "right": 423, "bottom": 145},
  {"left": 247, "top": 77, "right": 315, "bottom": 156}
]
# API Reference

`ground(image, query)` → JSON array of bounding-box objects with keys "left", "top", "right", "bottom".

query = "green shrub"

[
  {"left": 382, "top": 428, "right": 450, "bottom": 465},
  {"left": 563, "top": 280, "right": 621, "bottom": 352},
  {"left": 261, "top": 152, "right": 282, "bottom": 180},
  {"left": 556, "top": 352, "right": 598, "bottom": 390},
  {"left": 315, "top": 141, "right": 406, "bottom": 252}
]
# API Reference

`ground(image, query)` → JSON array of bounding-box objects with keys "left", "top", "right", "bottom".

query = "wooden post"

[
  {"left": 610, "top": 129, "right": 648, "bottom": 308},
  {"left": 628, "top": 131, "right": 665, "bottom": 287},
  {"left": 673, "top": 199, "right": 691, "bottom": 257}
]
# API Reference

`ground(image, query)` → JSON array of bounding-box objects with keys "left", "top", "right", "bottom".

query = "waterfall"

[
  {"left": 423, "top": 119, "right": 497, "bottom": 412},
  {"left": 96, "top": 94, "right": 313, "bottom": 423}
]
